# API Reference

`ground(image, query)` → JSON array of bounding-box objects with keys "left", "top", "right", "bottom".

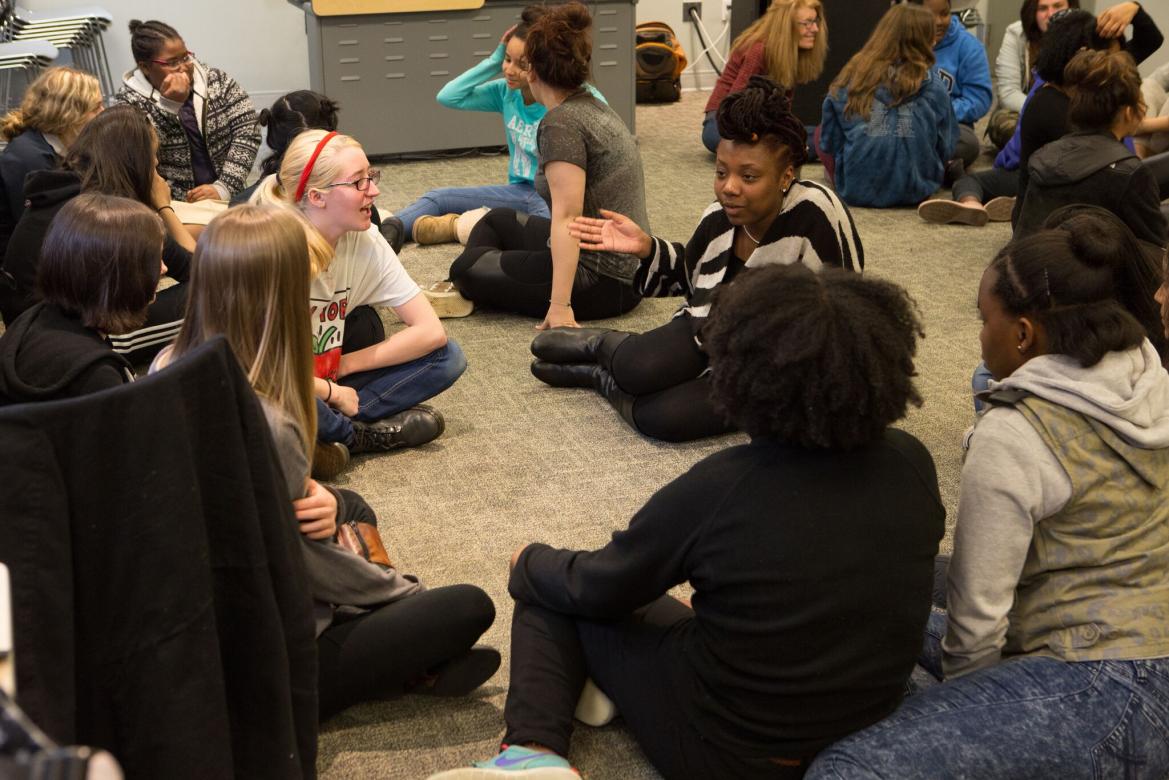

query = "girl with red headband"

[{"left": 254, "top": 129, "right": 465, "bottom": 476}]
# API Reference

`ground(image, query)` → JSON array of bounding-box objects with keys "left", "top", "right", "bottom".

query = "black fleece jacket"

[
  {"left": 1014, "top": 131, "right": 1168, "bottom": 244},
  {"left": 0, "top": 301, "right": 132, "bottom": 404}
]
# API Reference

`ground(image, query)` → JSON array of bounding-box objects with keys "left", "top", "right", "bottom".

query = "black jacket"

[
  {"left": 0, "top": 301, "right": 132, "bottom": 404},
  {"left": 0, "top": 169, "right": 193, "bottom": 326},
  {"left": 0, "top": 337, "right": 318, "bottom": 778},
  {"left": 0, "top": 130, "right": 57, "bottom": 257},
  {"left": 1014, "top": 132, "right": 1168, "bottom": 245}
]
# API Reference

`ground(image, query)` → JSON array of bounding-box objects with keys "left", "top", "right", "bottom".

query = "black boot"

[
  {"left": 592, "top": 368, "right": 638, "bottom": 431},
  {"left": 594, "top": 331, "right": 631, "bottom": 372},
  {"left": 530, "top": 359, "right": 599, "bottom": 388},
  {"left": 531, "top": 327, "right": 619, "bottom": 363}
]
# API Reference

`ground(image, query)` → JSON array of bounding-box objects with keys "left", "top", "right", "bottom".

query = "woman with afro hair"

[
  {"left": 428, "top": 263, "right": 944, "bottom": 779},
  {"left": 529, "top": 75, "right": 862, "bottom": 443}
]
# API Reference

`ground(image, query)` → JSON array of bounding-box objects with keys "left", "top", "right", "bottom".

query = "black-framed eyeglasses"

[
  {"left": 322, "top": 168, "right": 382, "bottom": 192},
  {"left": 151, "top": 51, "right": 195, "bottom": 68},
  {"left": 796, "top": 17, "right": 820, "bottom": 30}
]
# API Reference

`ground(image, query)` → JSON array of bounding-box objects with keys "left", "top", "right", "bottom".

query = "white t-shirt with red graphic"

[{"left": 310, "top": 226, "right": 421, "bottom": 380}]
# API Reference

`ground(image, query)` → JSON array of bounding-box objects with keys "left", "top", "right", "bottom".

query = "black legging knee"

[
  {"left": 607, "top": 316, "right": 733, "bottom": 442},
  {"left": 450, "top": 208, "right": 639, "bottom": 320},
  {"left": 317, "top": 583, "right": 496, "bottom": 719}
]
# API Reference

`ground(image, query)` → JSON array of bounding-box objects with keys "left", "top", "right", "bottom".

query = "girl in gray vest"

[{"left": 808, "top": 214, "right": 1169, "bottom": 779}]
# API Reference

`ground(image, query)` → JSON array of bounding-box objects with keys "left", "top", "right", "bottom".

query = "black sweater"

[
  {"left": 0, "top": 301, "right": 132, "bottom": 404},
  {"left": 0, "top": 129, "right": 57, "bottom": 257},
  {"left": 510, "top": 429, "right": 946, "bottom": 756}
]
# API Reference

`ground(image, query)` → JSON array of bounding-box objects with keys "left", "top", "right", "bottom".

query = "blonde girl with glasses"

[
  {"left": 0, "top": 67, "right": 102, "bottom": 256},
  {"left": 253, "top": 129, "right": 466, "bottom": 473},
  {"left": 701, "top": 0, "right": 828, "bottom": 153},
  {"left": 114, "top": 19, "right": 260, "bottom": 204}
]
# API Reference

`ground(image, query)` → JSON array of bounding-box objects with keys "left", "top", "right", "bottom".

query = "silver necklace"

[{"left": 742, "top": 224, "right": 762, "bottom": 244}]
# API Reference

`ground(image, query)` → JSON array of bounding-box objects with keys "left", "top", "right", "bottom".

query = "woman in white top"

[{"left": 253, "top": 129, "right": 466, "bottom": 463}]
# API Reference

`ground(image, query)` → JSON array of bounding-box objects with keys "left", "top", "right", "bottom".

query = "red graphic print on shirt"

[{"left": 310, "top": 293, "right": 349, "bottom": 380}]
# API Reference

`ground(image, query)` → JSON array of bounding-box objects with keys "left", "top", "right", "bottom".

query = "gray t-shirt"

[{"left": 536, "top": 90, "right": 649, "bottom": 282}]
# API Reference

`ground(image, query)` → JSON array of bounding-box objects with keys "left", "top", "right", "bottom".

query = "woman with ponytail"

[
  {"left": 530, "top": 76, "right": 861, "bottom": 443},
  {"left": 808, "top": 220, "right": 1169, "bottom": 779},
  {"left": 1014, "top": 47, "right": 1166, "bottom": 244},
  {"left": 816, "top": 3, "right": 958, "bottom": 207},
  {"left": 0, "top": 67, "right": 101, "bottom": 255},
  {"left": 446, "top": 1, "right": 647, "bottom": 326},
  {"left": 252, "top": 129, "right": 465, "bottom": 468}
]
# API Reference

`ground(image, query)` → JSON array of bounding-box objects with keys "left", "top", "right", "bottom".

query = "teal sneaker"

[{"left": 426, "top": 745, "right": 577, "bottom": 778}]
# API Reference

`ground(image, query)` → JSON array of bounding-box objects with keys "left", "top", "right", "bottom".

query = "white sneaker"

[{"left": 574, "top": 677, "right": 618, "bottom": 726}]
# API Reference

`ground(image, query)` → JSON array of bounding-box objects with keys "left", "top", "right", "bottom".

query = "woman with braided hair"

[{"left": 529, "top": 75, "right": 862, "bottom": 442}]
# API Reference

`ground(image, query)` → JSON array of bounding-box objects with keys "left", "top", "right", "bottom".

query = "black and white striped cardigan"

[{"left": 633, "top": 180, "right": 864, "bottom": 321}]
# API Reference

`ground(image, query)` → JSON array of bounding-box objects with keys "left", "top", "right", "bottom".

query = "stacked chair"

[{"left": 0, "top": 1, "right": 113, "bottom": 110}]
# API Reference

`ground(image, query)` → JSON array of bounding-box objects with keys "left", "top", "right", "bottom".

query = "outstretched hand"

[{"left": 568, "top": 209, "right": 652, "bottom": 258}]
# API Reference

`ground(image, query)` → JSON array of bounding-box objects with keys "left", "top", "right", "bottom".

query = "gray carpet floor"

[{"left": 315, "top": 89, "right": 1011, "bottom": 778}]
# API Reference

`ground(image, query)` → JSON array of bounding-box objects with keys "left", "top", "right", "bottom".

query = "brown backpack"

[{"left": 635, "top": 22, "right": 688, "bottom": 103}]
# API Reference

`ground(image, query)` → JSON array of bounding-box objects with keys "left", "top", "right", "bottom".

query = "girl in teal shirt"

[{"left": 398, "top": 6, "right": 604, "bottom": 244}]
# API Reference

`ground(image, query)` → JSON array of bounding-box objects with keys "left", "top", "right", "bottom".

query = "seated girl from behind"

[
  {"left": 816, "top": 3, "right": 957, "bottom": 207},
  {"left": 0, "top": 194, "right": 163, "bottom": 404}
]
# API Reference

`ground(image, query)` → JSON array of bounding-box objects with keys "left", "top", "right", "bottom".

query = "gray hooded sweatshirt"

[{"left": 944, "top": 341, "right": 1169, "bottom": 677}]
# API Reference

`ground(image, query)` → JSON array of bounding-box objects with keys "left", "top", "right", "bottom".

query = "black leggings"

[
  {"left": 316, "top": 490, "right": 496, "bottom": 719},
  {"left": 449, "top": 208, "right": 640, "bottom": 320},
  {"left": 504, "top": 596, "right": 808, "bottom": 778},
  {"left": 609, "top": 315, "right": 733, "bottom": 442},
  {"left": 951, "top": 166, "right": 1019, "bottom": 204}
]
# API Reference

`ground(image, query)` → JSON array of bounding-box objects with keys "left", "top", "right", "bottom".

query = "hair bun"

[
  {"left": 258, "top": 107, "right": 272, "bottom": 126},
  {"left": 128, "top": 19, "right": 143, "bottom": 32},
  {"left": 556, "top": 2, "right": 592, "bottom": 32},
  {"left": 1062, "top": 212, "right": 1128, "bottom": 274}
]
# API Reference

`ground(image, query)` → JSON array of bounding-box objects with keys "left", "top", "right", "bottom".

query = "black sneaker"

[
  {"left": 378, "top": 215, "right": 406, "bottom": 254},
  {"left": 350, "top": 405, "right": 445, "bottom": 454}
]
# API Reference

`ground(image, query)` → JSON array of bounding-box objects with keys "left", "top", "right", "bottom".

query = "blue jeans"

[
  {"left": 394, "top": 183, "right": 550, "bottom": 236},
  {"left": 316, "top": 340, "right": 467, "bottom": 445},
  {"left": 807, "top": 615, "right": 1169, "bottom": 779},
  {"left": 701, "top": 111, "right": 719, "bottom": 153},
  {"left": 971, "top": 361, "right": 992, "bottom": 412}
]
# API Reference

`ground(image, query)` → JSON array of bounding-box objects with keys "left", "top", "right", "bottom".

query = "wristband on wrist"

[
  {"left": 549, "top": 300, "right": 572, "bottom": 308},
  {"left": 324, "top": 378, "right": 333, "bottom": 403},
  {"left": 157, "top": 205, "right": 175, "bottom": 215}
]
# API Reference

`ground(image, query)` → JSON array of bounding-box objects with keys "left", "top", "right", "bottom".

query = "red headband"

[{"left": 294, "top": 131, "right": 338, "bottom": 203}]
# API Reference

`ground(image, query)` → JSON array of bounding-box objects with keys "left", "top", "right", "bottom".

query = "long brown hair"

[
  {"left": 830, "top": 4, "right": 936, "bottom": 121},
  {"left": 64, "top": 105, "right": 158, "bottom": 205},
  {"left": 731, "top": 0, "right": 827, "bottom": 90},
  {"left": 168, "top": 206, "right": 318, "bottom": 456}
]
